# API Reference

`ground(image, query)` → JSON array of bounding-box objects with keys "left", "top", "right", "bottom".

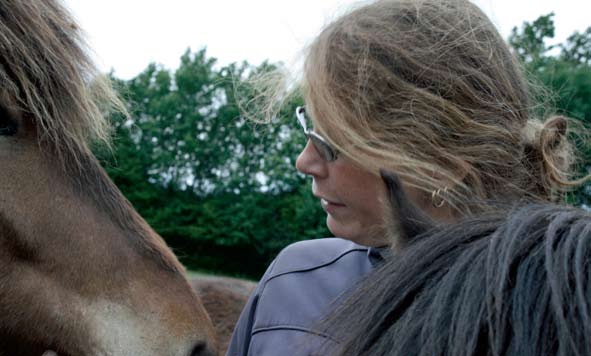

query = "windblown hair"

[
  {"left": 0, "top": 0, "right": 126, "bottom": 165},
  {"left": 322, "top": 175, "right": 591, "bottom": 355},
  {"left": 302, "top": 0, "right": 587, "bottom": 210}
]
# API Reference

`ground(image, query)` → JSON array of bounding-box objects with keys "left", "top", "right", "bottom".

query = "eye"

[{"left": 0, "top": 106, "right": 18, "bottom": 136}]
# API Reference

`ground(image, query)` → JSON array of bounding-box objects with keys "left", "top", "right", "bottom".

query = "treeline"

[
  {"left": 98, "top": 15, "right": 591, "bottom": 279},
  {"left": 510, "top": 14, "right": 591, "bottom": 207},
  {"left": 98, "top": 53, "right": 329, "bottom": 278}
]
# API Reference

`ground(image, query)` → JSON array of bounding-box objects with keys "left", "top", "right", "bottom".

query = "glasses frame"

[{"left": 295, "top": 106, "right": 339, "bottom": 162}]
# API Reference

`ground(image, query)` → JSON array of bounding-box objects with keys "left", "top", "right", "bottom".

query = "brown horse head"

[{"left": 0, "top": 1, "right": 216, "bottom": 355}]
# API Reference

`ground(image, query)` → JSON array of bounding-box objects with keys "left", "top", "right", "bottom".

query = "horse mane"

[
  {"left": 0, "top": 0, "right": 183, "bottom": 275},
  {"left": 0, "top": 0, "right": 125, "bottom": 165},
  {"left": 321, "top": 174, "right": 591, "bottom": 355}
]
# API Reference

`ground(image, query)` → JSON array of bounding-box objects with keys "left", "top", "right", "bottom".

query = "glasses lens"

[
  {"left": 309, "top": 134, "right": 337, "bottom": 162},
  {"left": 296, "top": 106, "right": 338, "bottom": 162}
]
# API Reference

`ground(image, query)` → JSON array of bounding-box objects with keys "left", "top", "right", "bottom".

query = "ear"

[{"left": 380, "top": 169, "right": 436, "bottom": 241}]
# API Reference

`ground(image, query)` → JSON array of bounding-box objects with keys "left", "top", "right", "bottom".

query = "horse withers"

[{"left": 0, "top": 1, "right": 216, "bottom": 355}]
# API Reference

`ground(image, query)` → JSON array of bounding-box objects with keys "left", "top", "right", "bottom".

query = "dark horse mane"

[{"left": 321, "top": 172, "right": 591, "bottom": 356}]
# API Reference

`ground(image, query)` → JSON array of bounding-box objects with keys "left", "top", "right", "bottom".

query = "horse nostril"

[{"left": 189, "top": 341, "right": 215, "bottom": 356}]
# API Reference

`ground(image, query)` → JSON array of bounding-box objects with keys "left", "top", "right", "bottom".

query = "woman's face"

[
  {"left": 296, "top": 139, "right": 392, "bottom": 246},
  {"left": 294, "top": 108, "right": 455, "bottom": 246}
]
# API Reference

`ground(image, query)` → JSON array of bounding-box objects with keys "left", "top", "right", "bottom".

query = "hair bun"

[
  {"left": 520, "top": 116, "right": 576, "bottom": 200},
  {"left": 521, "top": 116, "right": 568, "bottom": 151},
  {"left": 541, "top": 115, "right": 568, "bottom": 150}
]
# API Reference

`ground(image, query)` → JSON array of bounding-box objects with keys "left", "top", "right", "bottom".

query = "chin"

[
  {"left": 327, "top": 216, "right": 360, "bottom": 243},
  {"left": 327, "top": 216, "right": 388, "bottom": 247}
]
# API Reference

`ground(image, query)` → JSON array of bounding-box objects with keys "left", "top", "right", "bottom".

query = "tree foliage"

[
  {"left": 509, "top": 14, "right": 591, "bottom": 206},
  {"left": 98, "top": 15, "right": 591, "bottom": 278},
  {"left": 99, "top": 49, "right": 328, "bottom": 278}
]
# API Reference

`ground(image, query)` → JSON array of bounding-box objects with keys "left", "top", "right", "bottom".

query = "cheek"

[
  {"left": 342, "top": 185, "right": 389, "bottom": 245},
  {"left": 359, "top": 190, "right": 387, "bottom": 224},
  {"left": 343, "top": 177, "right": 387, "bottom": 222}
]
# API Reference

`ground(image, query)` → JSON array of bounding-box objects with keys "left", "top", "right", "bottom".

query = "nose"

[
  {"left": 295, "top": 140, "right": 328, "bottom": 178},
  {"left": 189, "top": 341, "right": 216, "bottom": 356}
]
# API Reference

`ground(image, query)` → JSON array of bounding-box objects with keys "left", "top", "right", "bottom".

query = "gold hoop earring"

[{"left": 431, "top": 187, "right": 448, "bottom": 208}]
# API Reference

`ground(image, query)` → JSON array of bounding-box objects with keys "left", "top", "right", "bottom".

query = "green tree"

[
  {"left": 509, "top": 15, "right": 591, "bottom": 206},
  {"left": 509, "top": 13, "right": 556, "bottom": 65},
  {"left": 100, "top": 49, "right": 328, "bottom": 278}
]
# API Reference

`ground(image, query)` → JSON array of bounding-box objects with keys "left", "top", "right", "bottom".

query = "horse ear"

[{"left": 380, "top": 169, "right": 436, "bottom": 242}]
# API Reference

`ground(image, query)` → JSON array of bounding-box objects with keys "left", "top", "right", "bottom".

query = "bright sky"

[{"left": 64, "top": 0, "right": 590, "bottom": 80}]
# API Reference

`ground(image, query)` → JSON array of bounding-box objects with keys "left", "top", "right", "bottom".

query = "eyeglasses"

[{"left": 295, "top": 106, "right": 339, "bottom": 162}]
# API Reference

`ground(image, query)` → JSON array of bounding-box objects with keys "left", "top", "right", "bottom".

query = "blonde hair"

[{"left": 301, "top": 0, "right": 585, "bottom": 211}]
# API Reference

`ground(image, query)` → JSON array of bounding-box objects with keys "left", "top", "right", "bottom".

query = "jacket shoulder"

[{"left": 266, "top": 238, "right": 368, "bottom": 278}]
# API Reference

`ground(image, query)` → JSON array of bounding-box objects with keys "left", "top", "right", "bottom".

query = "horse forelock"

[
  {"left": 0, "top": 0, "right": 125, "bottom": 170},
  {"left": 1, "top": 0, "right": 177, "bottom": 276}
]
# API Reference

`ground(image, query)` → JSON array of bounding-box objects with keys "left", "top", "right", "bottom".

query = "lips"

[
  {"left": 320, "top": 197, "right": 344, "bottom": 206},
  {"left": 319, "top": 197, "right": 346, "bottom": 214},
  {"left": 312, "top": 182, "right": 345, "bottom": 213}
]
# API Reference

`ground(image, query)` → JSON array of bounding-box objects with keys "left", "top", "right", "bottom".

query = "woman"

[{"left": 227, "top": 0, "right": 582, "bottom": 354}]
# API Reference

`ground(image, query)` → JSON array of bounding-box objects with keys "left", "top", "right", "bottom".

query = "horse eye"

[
  {"left": 0, "top": 119, "right": 18, "bottom": 136},
  {"left": 0, "top": 109, "right": 18, "bottom": 136}
]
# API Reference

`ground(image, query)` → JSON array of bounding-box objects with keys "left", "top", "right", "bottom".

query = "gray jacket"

[{"left": 226, "top": 238, "right": 384, "bottom": 356}]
